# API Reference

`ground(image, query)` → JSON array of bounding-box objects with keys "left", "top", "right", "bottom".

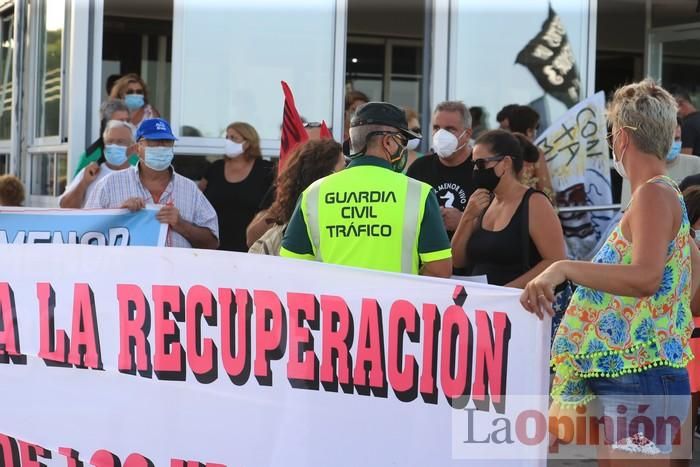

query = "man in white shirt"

[
  {"left": 59, "top": 120, "right": 134, "bottom": 208},
  {"left": 85, "top": 118, "right": 219, "bottom": 249}
]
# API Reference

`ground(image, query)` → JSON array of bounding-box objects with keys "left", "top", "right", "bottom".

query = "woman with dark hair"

[
  {"left": 201, "top": 122, "right": 274, "bottom": 252},
  {"left": 451, "top": 129, "right": 566, "bottom": 287},
  {"left": 512, "top": 132, "right": 548, "bottom": 194},
  {"left": 509, "top": 105, "right": 554, "bottom": 200},
  {"left": 249, "top": 139, "right": 345, "bottom": 256}
]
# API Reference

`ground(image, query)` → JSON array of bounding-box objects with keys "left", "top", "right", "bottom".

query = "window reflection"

[
  {"left": 661, "top": 39, "right": 700, "bottom": 101},
  {"left": 345, "top": 40, "right": 423, "bottom": 113},
  {"left": 30, "top": 153, "right": 54, "bottom": 195},
  {"left": 30, "top": 152, "right": 66, "bottom": 196},
  {"left": 451, "top": 0, "right": 589, "bottom": 130},
  {"left": 390, "top": 45, "right": 422, "bottom": 111},
  {"left": 36, "top": 0, "right": 64, "bottom": 138},
  {"left": 0, "top": 9, "right": 13, "bottom": 141},
  {"left": 176, "top": 0, "right": 335, "bottom": 140}
]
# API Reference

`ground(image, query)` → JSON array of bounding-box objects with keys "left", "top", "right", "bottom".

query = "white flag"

[{"left": 535, "top": 91, "right": 613, "bottom": 260}]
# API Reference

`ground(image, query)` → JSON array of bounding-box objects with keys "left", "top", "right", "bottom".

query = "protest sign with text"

[
  {"left": 0, "top": 245, "right": 550, "bottom": 466},
  {"left": 0, "top": 207, "right": 166, "bottom": 246},
  {"left": 535, "top": 91, "right": 613, "bottom": 260}
]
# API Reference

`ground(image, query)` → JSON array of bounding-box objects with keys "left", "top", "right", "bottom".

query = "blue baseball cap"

[{"left": 135, "top": 118, "right": 177, "bottom": 141}]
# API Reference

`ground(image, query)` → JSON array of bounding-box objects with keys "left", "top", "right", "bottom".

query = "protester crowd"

[{"left": 5, "top": 71, "right": 700, "bottom": 463}]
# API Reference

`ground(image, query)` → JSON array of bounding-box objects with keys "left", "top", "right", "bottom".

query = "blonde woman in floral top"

[{"left": 522, "top": 80, "right": 700, "bottom": 463}]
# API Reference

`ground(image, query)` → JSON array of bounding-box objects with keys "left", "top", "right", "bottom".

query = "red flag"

[
  {"left": 279, "top": 81, "right": 308, "bottom": 172},
  {"left": 320, "top": 120, "right": 333, "bottom": 139}
]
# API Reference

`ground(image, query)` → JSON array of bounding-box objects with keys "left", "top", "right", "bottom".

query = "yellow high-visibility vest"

[{"left": 299, "top": 163, "right": 433, "bottom": 274}]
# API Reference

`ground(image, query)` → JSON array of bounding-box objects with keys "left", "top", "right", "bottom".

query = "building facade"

[{"left": 0, "top": 0, "right": 697, "bottom": 206}]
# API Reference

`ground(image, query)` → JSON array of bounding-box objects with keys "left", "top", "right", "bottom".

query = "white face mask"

[
  {"left": 406, "top": 138, "right": 421, "bottom": 151},
  {"left": 612, "top": 150, "right": 628, "bottom": 179},
  {"left": 612, "top": 133, "right": 628, "bottom": 179},
  {"left": 224, "top": 139, "right": 245, "bottom": 158},
  {"left": 432, "top": 128, "right": 466, "bottom": 159}
]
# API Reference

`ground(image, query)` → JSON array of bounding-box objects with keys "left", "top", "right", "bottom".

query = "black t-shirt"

[
  {"left": 204, "top": 158, "right": 274, "bottom": 252},
  {"left": 681, "top": 111, "right": 700, "bottom": 156},
  {"left": 467, "top": 189, "right": 543, "bottom": 286},
  {"left": 406, "top": 153, "right": 475, "bottom": 212}
]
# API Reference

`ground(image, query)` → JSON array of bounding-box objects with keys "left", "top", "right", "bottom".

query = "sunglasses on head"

[{"left": 474, "top": 154, "right": 507, "bottom": 171}]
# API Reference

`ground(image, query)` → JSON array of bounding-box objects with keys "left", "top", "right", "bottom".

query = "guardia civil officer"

[{"left": 280, "top": 102, "right": 452, "bottom": 277}]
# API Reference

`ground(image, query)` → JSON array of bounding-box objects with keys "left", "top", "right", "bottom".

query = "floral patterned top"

[{"left": 550, "top": 176, "right": 694, "bottom": 407}]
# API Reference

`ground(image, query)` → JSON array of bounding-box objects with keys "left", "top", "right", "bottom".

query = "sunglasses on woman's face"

[
  {"left": 474, "top": 154, "right": 507, "bottom": 171},
  {"left": 125, "top": 88, "right": 144, "bottom": 95}
]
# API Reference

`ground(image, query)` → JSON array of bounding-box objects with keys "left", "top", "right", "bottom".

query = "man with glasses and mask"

[
  {"left": 280, "top": 102, "right": 452, "bottom": 278},
  {"left": 406, "top": 101, "right": 475, "bottom": 238}
]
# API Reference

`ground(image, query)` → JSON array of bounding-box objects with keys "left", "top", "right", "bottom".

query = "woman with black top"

[
  {"left": 201, "top": 122, "right": 274, "bottom": 252},
  {"left": 451, "top": 130, "right": 565, "bottom": 287}
]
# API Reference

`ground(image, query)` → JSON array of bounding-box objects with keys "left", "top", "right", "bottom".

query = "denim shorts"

[{"left": 586, "top": 366, "right": 690, "bottom": 455}]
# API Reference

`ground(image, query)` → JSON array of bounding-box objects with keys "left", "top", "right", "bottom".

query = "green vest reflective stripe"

[
  {"left": 306, "top": 182, "right": 323, "bottom": 261},
  {"left": 302, "top": 165, "right": 430, "bottom": 274},
  {"left": 401, "top": 178, "right": 422, "bottom": 273}
]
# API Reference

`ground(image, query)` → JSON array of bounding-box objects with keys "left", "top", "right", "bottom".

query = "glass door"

[
  {"left": 26, "top": 0, "right": 69, "bottom": 206},
  {"left": 0, "top": 2, "right": 14, "bottom": 175},
  {"left": 648, "top": 23, "right": 700, "bottom": 97},
  {"left": 171, "top": 0, "right": 347, "bottom": 156}
]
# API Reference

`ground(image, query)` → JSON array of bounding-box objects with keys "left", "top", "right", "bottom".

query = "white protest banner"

[
  {"left": 535, "top": 91, "right": 613, "bottom": 260},
  {"left": 0, "top": 245, "right": 551, "bottom": 466},
  {"left": 0, "top": 207, "right": 167, "bottom": 246}
]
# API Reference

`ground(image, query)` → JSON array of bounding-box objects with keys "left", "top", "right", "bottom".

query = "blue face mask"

[
  {"left": 144, "top": 146, "right": 174, "bottom": 171},
  {"left": 124, "top": 94, "right": 145, "bottom": 111},
  {"left": 667, "top": 140, "right": 682, "bottom": 162},
  {"left": 103, "top": 144, "right": 128, "bottom": 166}
]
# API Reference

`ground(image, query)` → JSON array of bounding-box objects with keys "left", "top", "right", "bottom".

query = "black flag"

[{"left": 515, "top": 6, "right": 581, "bottom": 108}]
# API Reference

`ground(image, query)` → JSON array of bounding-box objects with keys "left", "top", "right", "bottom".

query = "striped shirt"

[{"left": 85, "top": 165, "right": 219, "bottom": 248}]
